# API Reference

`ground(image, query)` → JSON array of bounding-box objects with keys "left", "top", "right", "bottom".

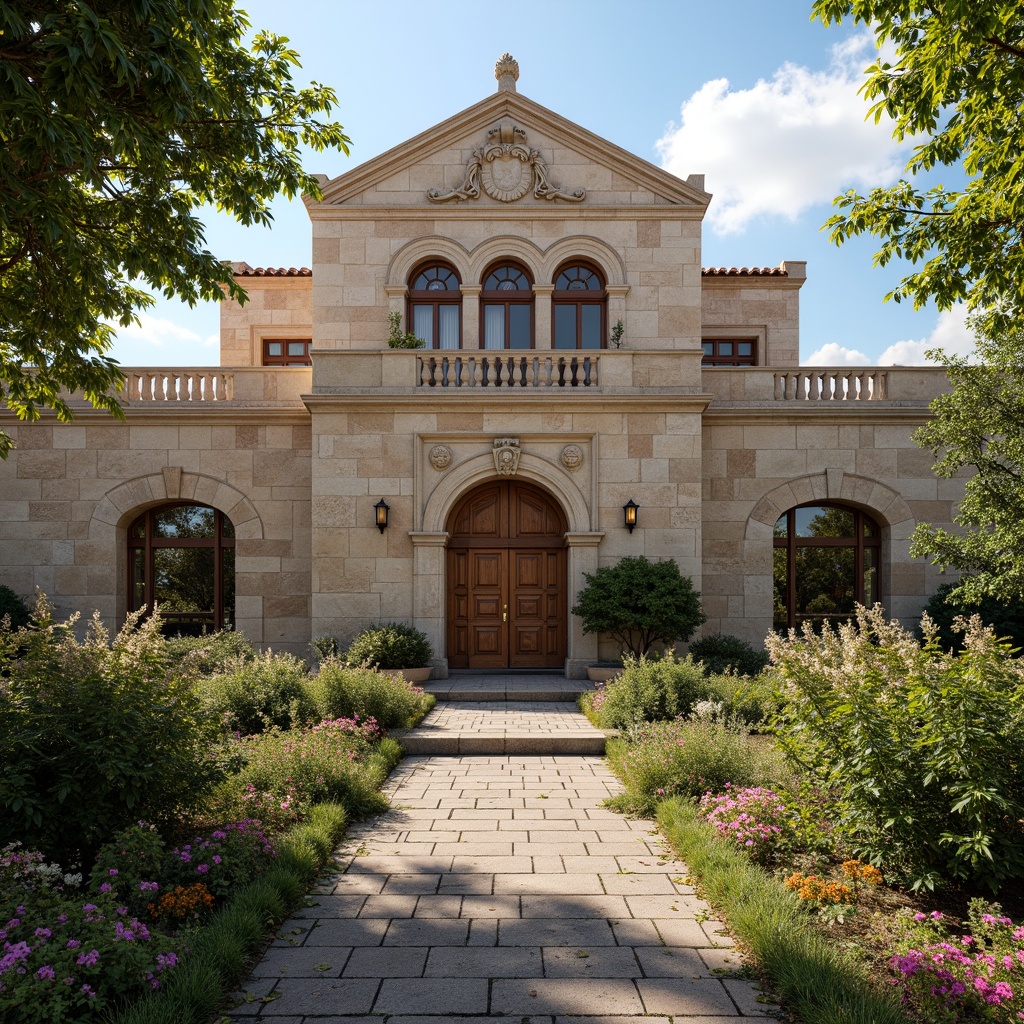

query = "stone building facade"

[{"left": 0, "top": 57, "right": 958, "bottom": 674}]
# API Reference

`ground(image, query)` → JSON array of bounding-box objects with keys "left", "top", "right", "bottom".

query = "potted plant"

[
  {"left": 387, "top": 311, "right": 426, "bottom": 349},
  {"left": 572, "top": 555, "right": 706, "bottom": 679},
  {"left": 344, "top": 622, "right": 433, "bottom": 682}
]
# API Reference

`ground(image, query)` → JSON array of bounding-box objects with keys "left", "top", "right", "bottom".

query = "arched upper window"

[
  {"left": 553, "top": 263, "right": 606, "bottom": 350},
  {"left": 481, "top": 263, "right": 533, "bottom": 350},
  {"left": 128, "top": 503, "right": 235, "bottom": 635},
  {"left": 772, "top": 503, "right": 881, "bottom": 631},
  {"left": 409, "top": 263, "right": 461, "bottom": 349}
]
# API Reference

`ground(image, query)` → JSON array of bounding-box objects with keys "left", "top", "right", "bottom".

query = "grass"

[
  {"left": 113, "top": 803, "right": 349, "bottom": 1024},
  {"left": 656, "top": 797, "right": 908, "bottom": 1024}
]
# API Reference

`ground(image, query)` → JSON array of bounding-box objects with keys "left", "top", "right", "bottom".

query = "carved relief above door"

[{"left": 446, "top": 481, "right": 567, "bottom": 670}]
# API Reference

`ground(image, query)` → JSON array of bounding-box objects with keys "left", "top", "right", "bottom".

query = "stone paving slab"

[
  {"left": 426, "top": 673, "right": 595, "bottom": 702},
  {"left": 229, "top": 754, "right": 772, "bottom": 1021}
]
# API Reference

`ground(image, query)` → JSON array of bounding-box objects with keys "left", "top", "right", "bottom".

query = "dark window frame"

[
  {"left": 262, "top": 338, "right": 312, "bottom": 366},
  {"left": 480, "top": 262, "right": 534, "bottom": 350},
  {"left": 552, "top": 262, "right": 607, "bottom": 350},
  {"left": 773, "top": 502, "right": 882, "bottom": 630},
  {"left": 702, "top": 338, "right": 757, "bottom": 366},
  {"left": 408, "top": 262, "right": 462, "bottom": 350},
  {"left": 127, "top": 503, "right": 236, "bottom": 634}
]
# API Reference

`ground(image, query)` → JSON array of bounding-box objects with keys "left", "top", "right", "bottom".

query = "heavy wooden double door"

[{"left": 447, "top": 481, "right": 567, "bottom": 670}]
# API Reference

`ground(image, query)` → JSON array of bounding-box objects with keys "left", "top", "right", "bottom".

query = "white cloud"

[
  {"left": 657, "top": 33, "right": 906, "bottom": 234},
  {"left": 109, "top": 314, "right": 219, "bottom": 367},
  {"left": 805, "top": 306, "right": 975, "bottom": 366}
]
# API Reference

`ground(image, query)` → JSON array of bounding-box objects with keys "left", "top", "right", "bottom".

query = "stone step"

[
  {"left": 424, "top": 675, "right": 590, "bottom": 702},
  {"left": 398, "top": 700, "right": 606, "bottom": 756}
]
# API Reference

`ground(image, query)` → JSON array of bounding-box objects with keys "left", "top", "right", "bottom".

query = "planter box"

[
  {"left": 396, "top": 667, "right": 431, "bottom": 684},
  {"left": 586, "top": 666, "right": 621, "bottom": 683}
]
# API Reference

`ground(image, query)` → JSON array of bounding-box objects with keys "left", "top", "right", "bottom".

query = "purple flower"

[
  {"left": 99, "top": 883, "right": 113, "bottom": 894},
  {"left": 36, "top": 965, "right": 55, "bottom": 980},
  {"left": 76, "top": 950, "right": 100, "bottom": 967},
  {"left": 34, "top": 928, "right": 51, "bottom": 939},
  {"left": 108, "top": 868, "right": 118, "bottom": 876},
  {"left": 66, "top": 939, "right": 81, "bottom": 949}
]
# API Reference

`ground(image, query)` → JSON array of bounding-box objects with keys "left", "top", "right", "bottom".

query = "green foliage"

[
  {"left": 0, "top": 601, "right": 221, "bottom": 866},
  {"left": 606, "top": 717, "right": 767, "bottom": 816},
  {"left": 163, "top": 629, "right": 255, "bottom": 679},
  {"left": 583, "top": 653, "right": 709, "bottom": 729},
  {"left": 571, "top": 555, "right": 706, "bottom": 658},
  {"left": 197, "top": 651, "right": 313, "bottom": 735},
  {"left": 657, "top": 798, "right": 907, "bottom": 1024},
  {"left": 387, "top": 310, "right": 426, "bottom": 349},
  {"left": 0, "top": 585, "right": 30, "bottom": 630},
  {"left": 766, "top": 604, "right": 1024, "bottom": 892},
  {"left": 0, "top": 1, "right": 350, "bottom": 458},
  {"left": 909, "top": 324, "right": 1024, "bottom": 603},
  {"left": 812, "top": 2, "right": 1024, "bottom": 335},
  {"left": 689, "top": 633, "right": 770, "bottom": 677},
  {"left": 702, "top": 671, "right": 780, "bottom": 729},
  {"left": 921, "top": 580, "right": 1024, "bottom": 653},
  {"left": 310, "top": 634, "right": 340, "bottom": 662},
  {"left": 308, "top": 662, "right": 434, "bottom": 728},
  {"left": 344, "top": 622, "right": 432, "bottom": 670}
]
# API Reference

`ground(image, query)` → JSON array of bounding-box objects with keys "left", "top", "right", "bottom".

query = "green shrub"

[
  {"left": 583, "top": 653, "right": 710, "bottom": 729},
  {"left": 703, "top": 670, "right": 780, "bottom": 728},
  {"left": 197, "top": 650, "right": 313, "bottom": 735},
  {"left": 767, "top": 604, "right": 1024, "bottom": 892},
  {"left": 606, "top": 716, "right": 764, "bottom": 816},
  {"left": 571, "top": 555, "right": 706, "bottom": 657},
  {"left": 689, "top": 633, "right": 770, "bottom": 676},
  {"left": 310, "top": 634, "right": 340, "bottom": 662},
  {"left": 0, "top": 602, "right": 221, "bottom": 867},
  {"left": 0, "top": 584, "right": 30, "bottom": 630},
  {"left": 310, "top": 661, "right": 433, "bottom": 727},
  {"left": 922, "top": 580, "right": 1024, "bottom": 653},
  {"left": 164, "top": 629, "right": 255, "bottom": 679},
  {"left": 209, "top": 718, "right": 399, "bottom": 829},
  {"left": 344, "top": 622, "right": 432, "bottom": 669}
]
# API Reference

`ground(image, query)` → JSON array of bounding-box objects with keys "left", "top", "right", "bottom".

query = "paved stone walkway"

[{"left": 229, "top": 754, "right": 770, "bottom": 1021}]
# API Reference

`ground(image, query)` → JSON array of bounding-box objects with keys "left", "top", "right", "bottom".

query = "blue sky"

[{"left": 111, "top": 0, "right": 972, "bottom": 367}]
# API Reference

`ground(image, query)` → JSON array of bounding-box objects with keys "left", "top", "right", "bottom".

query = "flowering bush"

[
  {"left": 0, "top": 601, "right": 221, "bottom": 867},
  {"left": 607, "top": 715, "right": 768, "bottom": 815},
  {"left": 210, "top": 716, "right": 394, "bottom": 828},
  {"left": 890, "top": 899, "right": 1023, "bottom": 1022},
  {"left": 148, "top": 883, "right": 214, "bottom": 925},
  {"left": 0, "top": 881, "right": 179, "bottom": 1023},
  {"left": 767, "top": 605, "right": 1024, "bottom": 891},
  {"left": 698, "top": 786, "right": 793, "bottom": 864},
  {"left": 784, "top": 872, "right": 854, "bottom": 907}
]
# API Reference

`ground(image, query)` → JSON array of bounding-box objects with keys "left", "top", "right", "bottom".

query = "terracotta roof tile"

[{"left": 230, "top": 262, "right": 312, "bottom": 277}]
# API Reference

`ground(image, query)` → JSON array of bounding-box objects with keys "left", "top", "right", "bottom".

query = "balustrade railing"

[
  {"left": 773, "top": 369, "right": 887, "bottom": 401},
  {"left": 417, "top": 353, "right": 598, "bottom": 388},
  {"left": 124, "top": 370, "right": 233, "bottom": 402}
]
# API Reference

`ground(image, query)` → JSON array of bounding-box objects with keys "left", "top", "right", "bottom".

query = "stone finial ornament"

[
  {"left": 493, "top": 437, "right": 521, "bottom": 476},
  {"left": 495, "top": 53, "right": 519, "bottom": 93},
  {"left": 429, "top": 444, "right": 453, "bottom": 471}
]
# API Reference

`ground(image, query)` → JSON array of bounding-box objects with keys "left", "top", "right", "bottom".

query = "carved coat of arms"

[{"left": 493, "top": 437, "right": 521, "bottom": 476}]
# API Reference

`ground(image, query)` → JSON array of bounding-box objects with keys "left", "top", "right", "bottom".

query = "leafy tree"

[
  {"left": 0, "top": 1, "right": 350, "bottom": 457},
  {"left": 571, "top": 555, "right": 706, "bottom": 658},
  {"left": 921, "top": 581, "right": 1024, "bottom": 653},
  {"left": 909, "top": 323, "right": 1024, "bottom": 601},
  {"left": 811, "top": 2, "right": 1024, "bottom": 334}
]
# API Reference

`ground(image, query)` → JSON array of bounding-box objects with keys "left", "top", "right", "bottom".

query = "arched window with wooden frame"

[
  {"left": 772, "top": 503, "right": 881, "bottom": 631},
  {"left": 481, "top": 262, "right": 533, "bottom": 350},
  {"left": 408, "top": 262, "right": 462, "bottom": 349},
  {"left": 128, "top": 503, "right": 235, "bottom": 635},
  {"left": 552, "top": 262, "right": 606, "bottom": 350}
]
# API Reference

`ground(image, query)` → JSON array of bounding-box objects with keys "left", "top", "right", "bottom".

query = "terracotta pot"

[
  {"left": 586, "top": 666, "right": 621, "bottom": 683},
  {"left": 397, "top": 666, "right": 431, "bottom": 684}
]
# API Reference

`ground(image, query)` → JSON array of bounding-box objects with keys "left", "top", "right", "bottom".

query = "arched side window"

[
  {"left": 128, "top": 503, "right": 235, "bottom": 635},
  {"left": 772, "top": 503, "right": 881, "bottom": 631},
  {"left": 553, "top": 262, "right": 606, "bottom": 350},
  {"left": 408, "top": 263, "right": 461, "bottom": 349},
  {"left": 481, "top": 263, "right": 533, "bottom": 350}
]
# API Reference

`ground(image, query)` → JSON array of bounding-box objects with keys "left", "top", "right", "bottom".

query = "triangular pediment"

[{"left": 311, "top": 90, "right": 710, "bottom": 210}]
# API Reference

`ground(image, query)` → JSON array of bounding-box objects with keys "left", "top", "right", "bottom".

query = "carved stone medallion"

[
  {"left": 429, "top": 444, "right": 452, "bottom": 471},
  {"left": 560, "top": 444, "right": 584, "bottom": 472},
  {"left": 493, "top": 437, "right": 521, "bottom": 476}
]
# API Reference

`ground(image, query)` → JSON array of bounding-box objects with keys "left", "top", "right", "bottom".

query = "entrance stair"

[{"left": 400, "top": 673, "right": 607, "bottom": 756}]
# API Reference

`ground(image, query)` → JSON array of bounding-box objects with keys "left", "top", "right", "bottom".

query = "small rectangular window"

[
  {"left": 262, "top": 339, "right": 311, "bottom": 366},
  {"left": 702, "top": 338, "right": 757, "bottom": 366}
]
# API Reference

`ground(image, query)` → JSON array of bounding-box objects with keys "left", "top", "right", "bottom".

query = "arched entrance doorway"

[{"left": 447, "top": 480, "right": 568, "bottom": 670}]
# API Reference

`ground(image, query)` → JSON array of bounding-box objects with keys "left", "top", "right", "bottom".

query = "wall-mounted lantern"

[
  {"left": 374, "top": 498, "right": 390, "bottom": 533},
  {"left": 623, "top": 499, "right": 639, "bottom": 533}
]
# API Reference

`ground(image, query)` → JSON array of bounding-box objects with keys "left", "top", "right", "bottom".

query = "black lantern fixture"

[
  {"left": 374, "top": 498, "right": 390, "bottom": 533},
  {"left": 623, "top": 499, "right": 639, "bottom": 533}
]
